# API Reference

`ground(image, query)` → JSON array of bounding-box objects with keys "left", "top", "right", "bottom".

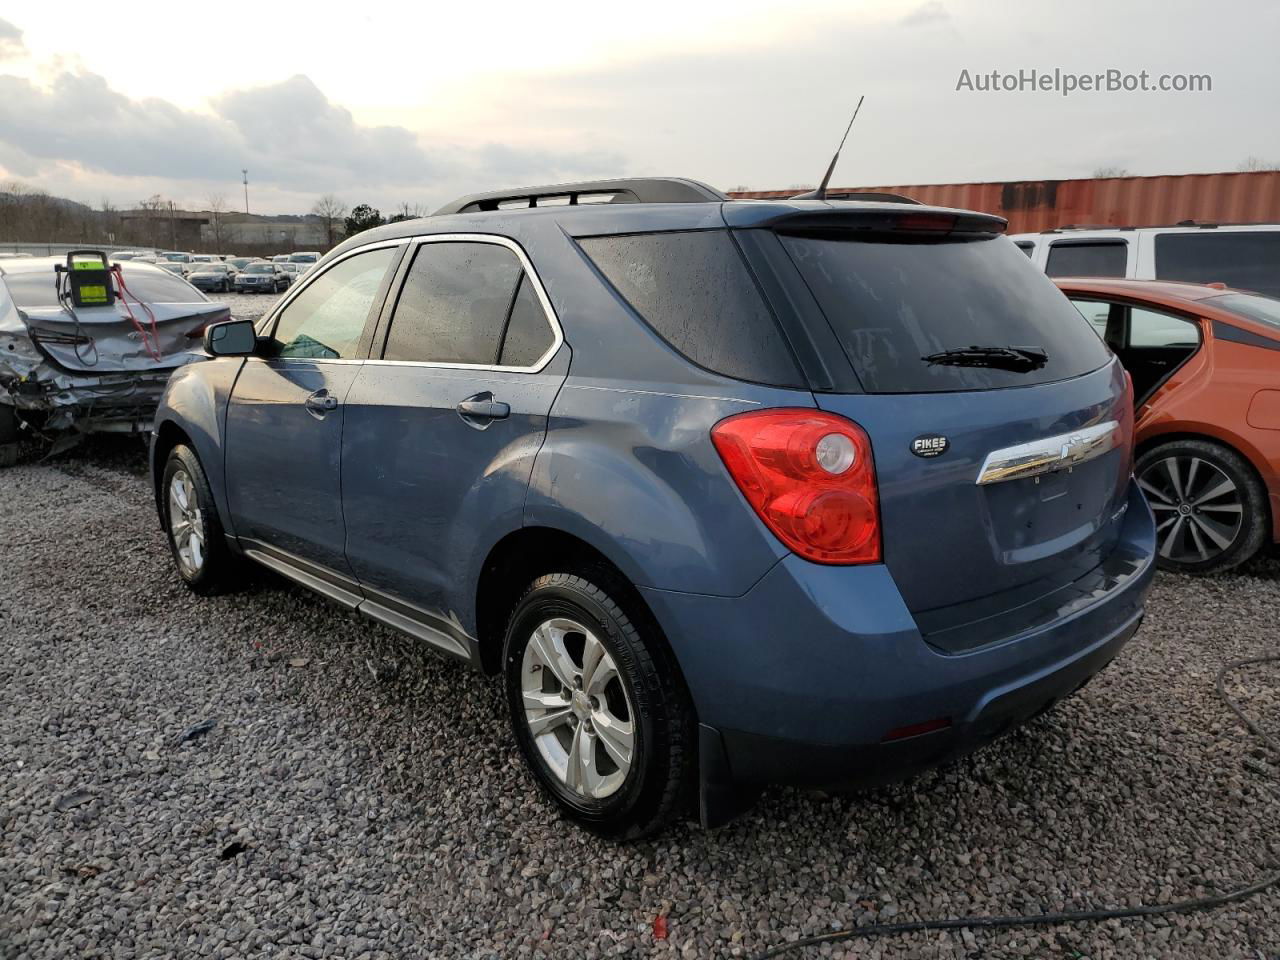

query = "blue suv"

[{"left": 151, "top": 178, "right": 1156, "bottom": 838}]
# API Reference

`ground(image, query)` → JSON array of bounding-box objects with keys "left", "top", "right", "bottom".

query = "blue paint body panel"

[{"left": 150, "top": 197, "right": 1159, "bottom": 812}]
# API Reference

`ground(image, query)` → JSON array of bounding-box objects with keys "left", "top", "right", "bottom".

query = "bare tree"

[
  {"left": 311, "top": 194, "right": 347, "bottom": 248},
  {"left": 137, "top": 195, "right": 166, "bottom": 250},
  {"left": 1091, "top": 166, "right": 1130, "bottom": 178},
  {"left": 207, "top": 194, "right": 229, "bottom": 254},
  {"left": 1237, "top": 156, "right": 1280, "bottom": 172}
]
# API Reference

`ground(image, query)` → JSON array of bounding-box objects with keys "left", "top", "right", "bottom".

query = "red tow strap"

[{"left": 111, "top": 265, "right": 163, "bottom": 362}]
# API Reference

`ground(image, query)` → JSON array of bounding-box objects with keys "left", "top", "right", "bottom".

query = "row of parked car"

[{"left": 110, "top": 249, "right": 320, "bottom": 294}]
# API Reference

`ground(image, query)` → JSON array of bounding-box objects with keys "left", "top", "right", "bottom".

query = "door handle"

[
  {"left": 304, "top": 389, "right": 339, "bottom": 417},
  {"left": 456, "top": 392, "right": 510, "bottom": 428}
]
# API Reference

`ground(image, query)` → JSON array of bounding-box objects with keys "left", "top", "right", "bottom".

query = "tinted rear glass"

[
  {"left": 4, "top": 265, "right": 204, "bottom": 307},
  {"left": 1205, "top": 292, "right": 1280, "bottom": 330},
  {"left": 1045, "top": 240, "right": 1127, "bottom": 277},
  {"left": 781, "top": 234, "right": 1111, "bottom": 393},
  {"left": 1155, "top": 232, "right": 1280, "bottom": 297},
  {"left": 578, "top": 230, "right": 802, "bottom": 386}
]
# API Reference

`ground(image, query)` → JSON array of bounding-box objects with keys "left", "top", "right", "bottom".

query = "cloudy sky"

[{"left": 1, "top": 0, "right": 1277, "bottom": 216}]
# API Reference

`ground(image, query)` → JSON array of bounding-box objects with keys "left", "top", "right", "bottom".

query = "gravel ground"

[{"left": 1, "top": 418, "right": 1278, "bottom": 958}]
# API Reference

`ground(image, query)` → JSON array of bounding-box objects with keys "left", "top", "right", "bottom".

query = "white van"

[{"left": 1009, "top": 223, "right": 1280, "bottom": 298}]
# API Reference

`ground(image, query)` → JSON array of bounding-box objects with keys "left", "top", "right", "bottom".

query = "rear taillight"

[
  {"left": 711, "top": 409, "right": 880, "bottom": 564},
  {"left": 1121, "top": 368, "right": 1136, "bottom": 455},
  {"left": 893, "top": 212, "right": 958, "bottom": 233},
  {"left": 185, "top": 309, "right": 231, "bottom": 339}
]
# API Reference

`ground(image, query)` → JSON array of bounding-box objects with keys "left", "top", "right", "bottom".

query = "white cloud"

[{"left": 0, "top": 17, "right": 24, "bottom": 61}]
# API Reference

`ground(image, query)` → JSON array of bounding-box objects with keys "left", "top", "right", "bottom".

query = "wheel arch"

[
  {"left": 473, "top": 525, "right": 685, "bottom": 686},
  {"left": 151, "top": 419, "right": 193, "bottom": 525}
]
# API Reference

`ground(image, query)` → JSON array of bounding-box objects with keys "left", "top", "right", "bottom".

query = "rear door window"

[
  {"left": 1128, "top": 306, "right": 1201, "bottom": 347},
  {"left": 578, "top": 230, "right": 802, "bottom": 386},
  {"left": 381, "top": 240, "right": 556, "bottom": 367},
  {"left": 272, "top": 246, "right": 397, "bottom": 359},
  {"left": 1154, "top": 231, "right": 1280, "bottom": 297},
  {"left": 498, "top": 274, "right": 556, "bottom": 366},
  {"left": 1045, "top": 240, "right": 1128, "bottom": 277},
  {"left": 780, "top": 233, "right": 1111, "bottom": 393}
]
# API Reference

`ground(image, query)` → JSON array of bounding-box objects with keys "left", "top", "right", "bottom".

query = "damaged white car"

[{"left": 0, "top": 252, "right": 230, "bottom": 449}]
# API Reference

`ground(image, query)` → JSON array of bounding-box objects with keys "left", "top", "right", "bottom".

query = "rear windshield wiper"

[{"left": 922, "top": 345, "right": 1048, "bottom": 372}]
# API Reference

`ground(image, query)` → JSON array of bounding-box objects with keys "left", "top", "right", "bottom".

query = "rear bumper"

[{"left": 639, "top": 480, "right": 1156, "bottom": 824}]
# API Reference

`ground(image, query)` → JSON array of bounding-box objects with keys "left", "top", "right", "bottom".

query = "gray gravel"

[{"left": 2, "top": 425, "right": 1278, "bottom": 958}]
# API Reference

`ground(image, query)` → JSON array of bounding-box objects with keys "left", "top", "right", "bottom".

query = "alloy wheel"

[
  {"left": 167, "top": 468, "right": 206, "bottom": 576},
  {"left": 520, "top": 617, "right": 635, "bottom": 800},
  {"left": 1139, "top": 455, "right": 1244, "bottom": 564}
]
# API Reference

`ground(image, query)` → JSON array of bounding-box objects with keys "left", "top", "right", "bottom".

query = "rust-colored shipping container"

[{"left": 729, "top": 170, "right": 1280, "bottom": 234}]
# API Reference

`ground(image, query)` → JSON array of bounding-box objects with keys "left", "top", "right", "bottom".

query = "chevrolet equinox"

[{"left": 151, "top": 178, "right": 1157, "bottom": 838}]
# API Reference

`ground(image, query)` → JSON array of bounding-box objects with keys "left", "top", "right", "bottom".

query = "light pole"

[{"left": 242, "top": 169, "right": 249, "bottom": 215}]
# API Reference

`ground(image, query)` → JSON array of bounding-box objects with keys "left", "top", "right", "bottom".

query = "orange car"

[{"left": 1055, "top": 278, "right": 1280, "bottom": 573}]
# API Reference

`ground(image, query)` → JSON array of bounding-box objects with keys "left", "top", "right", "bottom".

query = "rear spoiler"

[{"left": 725, "top": 205, "right": 1008, "bottom": 237}]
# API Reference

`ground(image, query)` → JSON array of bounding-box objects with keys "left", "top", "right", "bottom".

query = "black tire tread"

[
  {"left": 162, "top": 444, "right": 243, "bottom": 595},
  {"left": 1138, "top": 437, "right": 1269, "bottom": 575},
  {"left": 504, "top": 569, "right": 694, "bottom": 841}
]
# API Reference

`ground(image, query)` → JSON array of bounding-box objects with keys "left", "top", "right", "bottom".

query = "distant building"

[
  {"left": 207, "top": 213, "right": 329, "bottom": 250},
  {"left": 729, "top": 170, "right": 1280, "bottom": 234},
  {"left": 119, "top": 208, "right": 208, "bottom": 251}
]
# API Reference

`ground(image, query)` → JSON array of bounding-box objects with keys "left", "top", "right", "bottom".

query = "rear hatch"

[{"left": 741, "top": 207, "right": 1131, "bottom": 639}]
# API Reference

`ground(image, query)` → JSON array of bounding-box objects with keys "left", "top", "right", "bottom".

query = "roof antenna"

[{"left": 812, "top": 96, "right": 864, "bottom": 201}]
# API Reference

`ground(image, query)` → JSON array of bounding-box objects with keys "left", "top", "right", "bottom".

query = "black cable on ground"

[
  {"left": 751, "top": 654, "right": 1280, "bottom": 960},
  {"left": 1218, "top": 654, "right": 1280, "bottom": 758}
]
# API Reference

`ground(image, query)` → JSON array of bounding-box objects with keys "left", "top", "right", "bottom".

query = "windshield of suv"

[
  {"left": 779, "top": 233, "right": 1112, "bottom": 393},
  {"left": 1205, "top": 292, "right": 1280, "bottom": 331}
]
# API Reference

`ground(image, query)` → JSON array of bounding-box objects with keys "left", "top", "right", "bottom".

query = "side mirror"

[{"left": 203, "top": 318, "right": 259, "bottom": 357}]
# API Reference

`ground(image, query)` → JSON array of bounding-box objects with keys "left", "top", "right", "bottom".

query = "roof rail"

[
  {"left": 433, "top": 178, "right": 725, "bottom": 216},
  {"left": 1039, "top": 224, "right": 1136, "bottom": 233},
  {"left": 788, "top": 190, "right": 920, "bottom": 204}
]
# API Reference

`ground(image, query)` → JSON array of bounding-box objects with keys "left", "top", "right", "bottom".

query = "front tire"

[
  {"left": 161, "top": 445, "right": 241, "bottom": 594},
  {"left": 503, "top": 572, "right": 693, "bottom": 840},
  {"left": 1137, "top": 438, "right": 1269, "bottom": 574}
]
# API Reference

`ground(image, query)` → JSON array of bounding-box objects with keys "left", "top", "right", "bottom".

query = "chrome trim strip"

[
  {"left": 386, "top": 233, "right": 565, "bottom": 374},
  {"left": 241, "top": 545, "right": 363, "bottom": 610},
  {"left": 258, "top": 233, "right": 565, "bottom": 375},
  {"left": 359, "top": 599, "right": 473, "bottom": 664},
  {"left": 975, "top": 420, "right": 1121, "bottom": 486}
]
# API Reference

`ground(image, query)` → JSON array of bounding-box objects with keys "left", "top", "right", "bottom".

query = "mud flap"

[{"left": 698, "top": 723, "right": 762, "bottom": 829}]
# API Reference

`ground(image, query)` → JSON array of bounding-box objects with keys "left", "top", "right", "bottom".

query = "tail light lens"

[
  {"left": 1122, "top": 368, "right": 1135, "bottom": 452},
  {"left": 185, "top": 308, "right": 232, "bottom": 339},
  {"left": 711, "top": 409, "right": 880, "bottom": 564}
]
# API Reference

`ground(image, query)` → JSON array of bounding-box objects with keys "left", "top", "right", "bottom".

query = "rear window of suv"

[
  {"left": 780, "top": 233, "right": 1112, "bottom": 393},
  {"left": 1155, "top": 231, "right": 1280, "bottom": 297},
  {"left": 1045, "top": 239, "right": 1127, "bottom": 277},
  {"left": 578, "top": 230, "right": 803, "bottom": 386}
]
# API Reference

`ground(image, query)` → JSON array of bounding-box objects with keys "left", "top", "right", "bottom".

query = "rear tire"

[
  {"left": 161, "top": 445, "right": 242, "bottom": 594},
  {"left": 1136, "top": 438, "right": 1269, "bottom": 574},
  {"left": 502, "top": 572, "right": 693, "bottom": 840}
]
